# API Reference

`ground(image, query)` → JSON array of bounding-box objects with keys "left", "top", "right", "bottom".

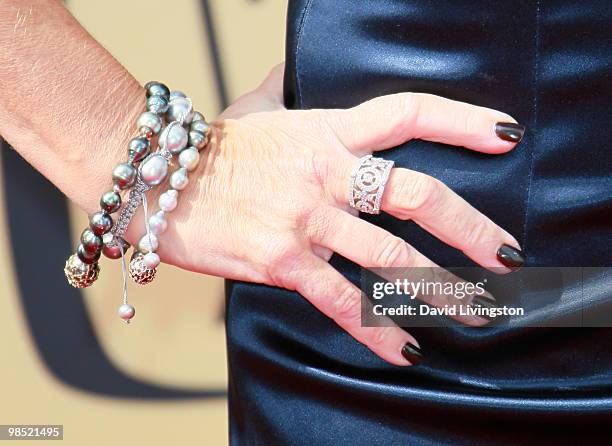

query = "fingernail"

[
  {"left": 401, "top": 342, "right": 423, "bottom": 365},
  {"left": 495, "top": 122, "right": 525, "bottom": 143},
  {"left": 497, "top": 244, "right": 525, "bottom": 271},
  {"left": 471, "top": 294, "right": 498, "bottom": 320}
]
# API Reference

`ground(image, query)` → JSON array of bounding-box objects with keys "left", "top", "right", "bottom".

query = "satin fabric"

[{"left": 226, "top": 1, "right": 612, "bottom": 444}]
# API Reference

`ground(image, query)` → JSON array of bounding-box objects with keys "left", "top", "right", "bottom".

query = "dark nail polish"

[
  {"left": 471, "top": 294, "right": 498, "bottom": 320},
  {"left": 401, "top": 342, "right": 423, "bottom": 365},
  {"left": 495, "top": 122, "right": 525, "bottom": 143},
  {"left": 497, "top": 244, "right": 525, "bottom": 271}
]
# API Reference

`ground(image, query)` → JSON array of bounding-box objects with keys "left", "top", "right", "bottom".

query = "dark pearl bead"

[
  {"left": 188, "top": 130, "right": 207, "bottom": 150},
  {"left": 112, "top": 162, "right": 137, "bottom": 190},
  {"left": 190, "top": 120, "right": 209, "bottom": 135},
  {"left": 89, "top": 211, "right": 113, "bottom": 236},
  {"left": 77, "top": 244, "right": 101, "bottom": 264},
  {"left": 146, "top": 95, "right": 169, "bottom": 115},
  {"left": 144, "top": 81, "right": 170, "bottom": 99},
  {"left": 80, "top": 228, "right": 103, "bottom": 254},
  {"left": 100, "top": 191, "right": 122, "bottom": 213},
  {"left": 102, "top": 236, "right": 130, "bottom": 259},
  {"left": 127, "top": 137, "right": 150, "bottom": 164}
]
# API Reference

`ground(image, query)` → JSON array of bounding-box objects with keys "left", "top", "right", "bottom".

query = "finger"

[
  {"left": 308, "top": 206, "right": 491, "bottom": 326},
  {"left": 380, "top": 168, "right": 523, "bottom": 272},
  {"left": 293, "top": 253, "right": 422, "bottom": 366},
  {"left": 325, "top": 92, "right": 525, "bottom": 155}
]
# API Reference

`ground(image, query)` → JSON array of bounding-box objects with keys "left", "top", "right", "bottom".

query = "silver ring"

[{"left": 348, "top": 155, "right": 394, "bottom": 214}]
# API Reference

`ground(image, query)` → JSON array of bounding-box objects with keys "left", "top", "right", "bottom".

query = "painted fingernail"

[
  {"left": 471, "top": 294, "right": 498, "bottom": 320},
  {"left": 401, "top": 342, "right": 423, "bottom": 365},
  {"left": 495, "top": 122, "right": 525, "bottom": 143},
  {"left": 497, "top": 244, "right": 525, "bottom": 271}
]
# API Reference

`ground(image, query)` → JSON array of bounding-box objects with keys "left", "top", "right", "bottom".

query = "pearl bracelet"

[
  {"left": 64, "top": 81, "right": 211, "bottom": 324},
  {"left": 129, "top": 102, "right": 210, "bottom": 287}
]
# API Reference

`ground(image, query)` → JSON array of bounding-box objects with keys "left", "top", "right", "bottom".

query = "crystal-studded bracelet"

[{"left": 64, "top": 81, "right": 212, "bottom": 324}]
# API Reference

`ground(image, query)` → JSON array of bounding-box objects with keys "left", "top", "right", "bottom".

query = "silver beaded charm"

[
  {"left": 64, "top": 254, "right": 100, "bottom": 288},
  {"left": 129, "top": 251, "right": 156, "bottom": 285}
]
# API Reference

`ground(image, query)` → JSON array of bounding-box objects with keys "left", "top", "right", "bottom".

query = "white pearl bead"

[
  {"left": 170, "top": 167, "right": 189, "bottom": 190},
  {"left": 167, "top": 189, "right": 179, "bottom": 198},
  {"left": 148, "top": 211, "right": 167, "bottom": 235},
  {"left": 118, "top": 304, "right": 135, "bottom": 322},
  {"left": 159, "top": 122, "right": 188, "bottom": 154},
  {"left": 139, "top": 154, "right": 168, "bottom": 186},
  {"left": 178, "top": 146, "right": 200, "bottom": 171},
  {"left": 143, "top": 252, "right": 160, "bottom": 269},
  {"left": 138, "top": 233, "right": 159, "bottom": 253},
  {"left": 158, "top": 191, "right": 178, "bottom": 212}
]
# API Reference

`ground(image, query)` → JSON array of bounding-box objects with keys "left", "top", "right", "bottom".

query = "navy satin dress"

[{"left": 226, "top": 1, "right": 612, "bottom": 444}]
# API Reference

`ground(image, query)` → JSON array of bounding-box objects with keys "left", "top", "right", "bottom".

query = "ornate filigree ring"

[{"left": 348, "top": 155, "right": 394, "bottom": 214}]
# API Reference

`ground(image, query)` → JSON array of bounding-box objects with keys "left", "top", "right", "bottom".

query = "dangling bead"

[{"left": 118, "top": 303, "right": 135, "bottom": 323}]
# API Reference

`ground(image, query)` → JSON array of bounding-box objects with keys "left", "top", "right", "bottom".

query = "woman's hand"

[
  {"left": 129, "top": 66, "right": 525, "bottom": 366},
  {"left": 0, "top": 3, "right": 524, "bottom": 366}
]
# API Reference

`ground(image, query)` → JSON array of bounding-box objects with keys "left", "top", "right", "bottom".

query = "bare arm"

[{"left": 0, "top": 0, "right": 142, "bottom": 213}]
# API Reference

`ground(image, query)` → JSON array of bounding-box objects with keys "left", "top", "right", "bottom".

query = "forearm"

[{"left": 0, "top": 0, "right": 143, "bottom": 214}]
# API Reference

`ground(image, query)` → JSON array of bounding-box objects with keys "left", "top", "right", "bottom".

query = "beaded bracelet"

[
  {"left": 63, "top": 83, "right": 166, "bottom": 288},
  {"left": 130, "top": 118, "right": 209, "bottom": 285},
  {"left": 129, "top": 100, "right": 211, "bottom": 286},
  {"left": 64, "top": 81, "right": 212, "bottom": 324}
]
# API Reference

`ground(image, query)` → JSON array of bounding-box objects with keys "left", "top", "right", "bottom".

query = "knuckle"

[
  {"left": 373, "top": 235, "right": 413, "bottom": 268},
  {"left": 300, "top": 206, "right": 330, "bottom": 242},
  {"left": 265, "top": 242, "right": 304, "bottom": 289},
  {"left": 462, "top": 106, "right": 482, "bottom": 138},
  {"left": 399, "top": 173, "right": 444, "bottom": 215},
  {"left": 462, "top": 218, "right": 495, "bottom": 248},
  {"left": 369, "top": 326, "right": 392, "bottom": 347},
  {"left": 333, "top": 284, "right": 362, "bottom": 322},
  {"left": 390, "top": 92, "right": 422, "bottom": 136}
]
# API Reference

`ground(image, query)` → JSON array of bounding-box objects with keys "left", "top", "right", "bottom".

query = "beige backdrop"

[{"left": 0, "top": 1, "right": 287, "bottom": 444}]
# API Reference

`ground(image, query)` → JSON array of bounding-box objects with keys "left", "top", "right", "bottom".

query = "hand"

[{"left": 126, "top": 66, "right": 524, "bottom": 366}]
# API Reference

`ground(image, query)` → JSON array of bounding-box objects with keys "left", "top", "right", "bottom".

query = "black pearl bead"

[
  {"left": 80, "top": 228, "right": 103, "bottom": 254},
  {"left": 112, "top": 162, "right": 137, "bottom": 190},
  {"left": 102, "top": 236, "right": 130, "bottom": 259},
  {"left": 77, "top": 243, "right": 101, "bottom": 264},
  {"left": 144, "top": 81, "right": 170, "bottom": 99},
  {"left": 127, "top": 137, "right": 150, "bottom": 164},
  {"left": 100, "top": 191, "right": 122, "bottom": 213},
  {"left": 146, "top": 95, "right": 169, "bottom": 115},
  {"left": 89, "top": 211, "right": 113, "bottom": 236},
  {"left": 188, "top": 130, "right": 207, "bottom": 150}
]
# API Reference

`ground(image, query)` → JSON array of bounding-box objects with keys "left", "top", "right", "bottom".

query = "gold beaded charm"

[{"left": 64, "top": 254, "right": 100, "bottom": 288}]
